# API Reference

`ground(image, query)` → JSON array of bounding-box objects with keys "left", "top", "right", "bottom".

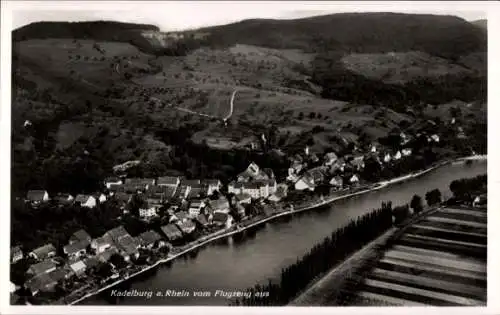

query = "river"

[{"left": 85, "top": 159, "right": 486, "bottom": 306}]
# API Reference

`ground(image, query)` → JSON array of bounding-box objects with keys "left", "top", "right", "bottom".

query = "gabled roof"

[
  {"left": 48, "top": 267, "right": 72, "bottom": 282},
  {"left": 11, "top": 245, "right": 22, "bottom": 256},
  {"left": 195, "top": 214, "right": 209, "bottom": 226},
  {"left": 28, "top": 260, "right": 56, "bottom": 275},
  {"left": 64, "top": 239, "right": 89, "bottom": 255},
  {"left": 161, "top": 224, "right": 183, "bottom": 240},
  {"left": 235, "top": 193, "right": 252, "bottom": 201},
  {"left": 203, "top": 179, "right": 221, "bottom": 186},
  {"left": 138, "top": 230, "right": 163, "bottom": 246},
  {"left": 175, "top": 211, "right": 189, "bottom": 221},
  {"left": 177, "top": 219, "right": 196, "bottom": 233},
  {"left": 97, "top": 247, "right": 119, "bottom": 262},
  {"left": 53, "top": 193, "right": 74, "bottom": 203},
  {"left": 124, "top": 178, "right": 155, "bottom": 186},
  {"left": 26, "top": 273, "right": 56, "bottom": 293},
  {"left": 75, "top": 194, "right": 94, "bottom": 203},
  {"left": 157, "top": 176, "right": 180, "bottom": 186},
  {"left": 117, "top": 235, "right": 140, "bottom": 255},
  {"left": 69, "top": 259, "right": 86, "bottom": 272},
  {"left": 213, "top": 212, "right": 229, "bottom": 223},
  {"left": 83, "top": 257, "right": 100, "bottom": 269},
  {"left": 26, "top": 190, "right": 48, "bottom": 201},
  {"left": 209, "top": 198, "right": 230, "bottom": 210},
  {"left": 113, "top": 192, "right": 132, "bottom": 203},
  {"left": 104, "top": 177, "right": 122, "bottom": 183},
  {"left": 70, "top": 229, "right": 91, "bottom": 244},
  {"left": 104, "top": 226, "right": 129, "bottom": 242},
  {"left": 30, "top": 244, "right": 56, "bottom": 259}
]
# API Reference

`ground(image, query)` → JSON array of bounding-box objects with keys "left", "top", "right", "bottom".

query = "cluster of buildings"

[
  {"left": 11, "top": 225, "right": 172, "bottom": 297},
  {"left": 288, "top": 130, "right": 432, "bottom": 192}
]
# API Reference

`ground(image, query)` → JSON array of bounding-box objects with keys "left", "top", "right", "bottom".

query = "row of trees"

[
  {"left": 231, "top": 184, "right": 449, "bottom": 306},
  {"left": 449, "top": 174, "right": 487, "bottom": 202}
]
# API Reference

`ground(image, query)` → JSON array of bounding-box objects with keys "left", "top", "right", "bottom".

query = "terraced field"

[{"left": 350, "top": 206, "right": 487, "bottom": 306}]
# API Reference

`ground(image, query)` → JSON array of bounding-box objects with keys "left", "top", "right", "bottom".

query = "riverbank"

[{"left": 70, "top": 155, "right": 484, "bottom": 305}]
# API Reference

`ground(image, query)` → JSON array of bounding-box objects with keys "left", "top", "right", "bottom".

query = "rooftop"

[
  {"left": 26, "top": 190, "right": 48, "bottom": 201},
  {"left": 138, "top": 230, "right": 163, "bottom": 246}
]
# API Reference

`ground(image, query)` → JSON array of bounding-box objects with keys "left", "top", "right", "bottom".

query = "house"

[
  {"left": 177, "top": 185, "right": 191, "bottom": 200},
  {"left": 195, "top": 213, "right": 209, "bottom": 227},
  {"left": 228, "top": 181, "right": 243, "bottom": 195},
  {"left": 383, "top": 153, "right": 392, "bottom": 163},
  {"left": 26, "top": 190, "right": 49, "bottom": 204},
  {"left": 11, "top": 246, "right": 23, "bottom": 263},
  {"left": 351, "top": 156, "right": 365, "bottom": 171},
  {"left": 268, "top": 190, "right": 286, "bottom": 203},
  {"left": 186, "top": 184, "right": 207, "bottom": 199},
  {"left": 70, "top": 229, "right": 92, "bottom": 244},
  {"left": 29, "top": 244, "right": 56, "bottom": 261},
  {"left": 212, "top": 212, "right": 233, "bottom": 228},
  {"left": 27, "top": 260, "right": 57, "bottom": 276},
  {"left": 431, "top": 134, "right": 440, "bottom": 143},
  {"left": 68, "top": 259, "right": 87, "bottom": 276},
  {"left": 233, "top": 193, "right": 252, "bottom": 205},
  {"left": 137, "top": 230, "right": 165, "bottom": 249},
  {"left": 329, "top": 176, "right": 344, "bottom": 188},
  {"left": 349, "top": 174, "right": 360, "bottom": 184},
  {"left": 91, "top": 234, "right": 113, "bottom": 254},
  {"left": 209, "top": 197, "right": 231, "bottom": 213},
  {"left": 237, "top": 162, "right": 269, "bottom": 182},
  {"left": 104, "top": 177, "right": 123, "bottom": 189},
  {"left": 370, "top": 144, "right": 377, "bottom": 153},
  {"left": 53, "top": 193, "right": 74, "bottom": 205},
  {"left": 295, "top": 175, "right": 315, "bottom": 191},
  {"left": 188, "top": 200, "right": 205, "bottom": 217},
  {"left": 473, "top": 194, "right": 487, "bottom": 208},
  {"left": 393, "top": 151, "right": 402, "bottom": 160},
  {"left": 139, "top": 205, "right": 158, "bottom": 220},
  {"left": 63, "top": 240, "right": 89, "bottom": 259},
  {"left": 104, "top": 226, "right": 130, "bottom": 243},
  {"left": 161, "top": 224, "right": 183, "bottom": 241},
  {"left": 96, "top": 247, "right": 119, "bottom": 263},
  {"left": 10, "top": 281, "right": 17, "bottom": 293},
  {"left": 307, "top": 167, "right": 326, "bottom": 185},
  {"left": 124, "top": 178, "right": 156, "bottom": 191},
  {"left": 95, "top": 193, "right": 107, "bottom": 203},
  {"left": 116, "top": 235, "right": 140, "bottom": 261},
  {"left": 114, "top": 192, "right": 133, "bottom": 208},
  {"left": 402, "top": 148, "right": 412, "bottom": 156},
  {"left": 290, "top": 161, "right": 304, "bottom": 175},
  {"left": 174, "top": 210, "right": 189, "bottom": 222},
  {"left": 157, "top": 176, "right": 180, "bottom": 188},
  {"left": 74, "top": 195, "right": 97, "bottom": 208},
  {"left": 176, "top": 219, "right": 196, "bottom": 235},
  {"left": 203, "top": 179, "right": 222, "bottom": 195},
  {"left": 324, "top": 152, "right": 338, "bottom": 166},
  {"left": 48, "top": 266, "right": 74, "bottom": 283},
  {"left": 25, "top": 273, "right": 57, "bottom": 296}
]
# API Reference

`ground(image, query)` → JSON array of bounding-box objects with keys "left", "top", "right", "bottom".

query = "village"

[{"left": 10, "top": 128, "right": 449, "bottom": 304}]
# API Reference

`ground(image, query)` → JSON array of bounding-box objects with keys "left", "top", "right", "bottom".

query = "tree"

[
  {"left": 410, "top": 194, "right": 423, "bottom": 213},
  {"left": 425, "top": 189, "right": 442, "bottom": 206},
  {"left": 308, "top": 112, "right": 316, "bottom": 119},
  {"left": 297, "top": 112, "right": 304, "bottom": 120}
]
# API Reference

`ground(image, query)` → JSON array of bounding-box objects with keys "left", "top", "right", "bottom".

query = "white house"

[
  {"left": 96, "top": 193, "right": 107, "bottom": 203},
  {"left": 139, "top": 206, "right": 158, "bottom": 220},
  {"left": 324, "top": 152, "right": 338, "bottom": 166},
  {"left": 104, "top": 177, "right": 123, "bottom": 189},
  {"left": 188, "top": 201, "right": 205, "bottom": 217},
  {"left": 402, "top": 148, "right": 412, "bottom": 156},
  {"left": 228, "top": 181, "right": 243, "bottom": 195},
  {"left": 295, "top": 176, "right": 315, "bottom": 191},
  {"left": 393, "top": 151, "right": 402, "bottom": 160},
  {"left": 383, "top": 153, "right": 392, "bottom": 163},
  {"left": 370, "top": 144, "right": 377, "bottom": 153},
  {"left": 431, "top": 134, "right": 440, "bottom": 143},
  {"left": 329, "top": 176, "right": 343, "bottom": 188},
  {"left": 349, "top": 174, "right": 360, "bottom": 184},
  {"left": 204, "top": 179, "right": 222, "bottom": 195},
  {"left": 74, "top": 195, "right": 97, "bottom": 208},
  {"left": 91, "top": 236, "right": 113, "bottom": 254}
]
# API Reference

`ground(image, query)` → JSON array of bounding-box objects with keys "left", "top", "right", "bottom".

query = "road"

[{"left": 223, "top": 89, "right": 237, "bottom": 121}]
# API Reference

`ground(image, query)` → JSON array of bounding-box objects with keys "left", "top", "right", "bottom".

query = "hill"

[
  {"left": 10, "top": 14, "right": 487, "bottom": 196},
  {"left": 471, "top": 19, "right": 487, "bottom": 31},
  {"left": 199, "top": 13, "right": 486, "bottom": 58}
]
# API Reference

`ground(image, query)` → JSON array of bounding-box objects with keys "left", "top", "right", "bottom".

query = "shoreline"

[{"left": 69, "top": 154, "right": 485, "bottom": 305}]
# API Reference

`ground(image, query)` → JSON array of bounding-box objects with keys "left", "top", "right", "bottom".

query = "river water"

[{"left": 85, "top": 160, "right": 486, "bottom": 306}]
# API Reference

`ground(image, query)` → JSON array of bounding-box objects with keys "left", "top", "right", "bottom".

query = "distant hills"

[
  {"left": 199, "top": 13, "right": 486, "bottom": 58},
  {"left": 471, "top": 19, "right": 487, "bottom": 31}
]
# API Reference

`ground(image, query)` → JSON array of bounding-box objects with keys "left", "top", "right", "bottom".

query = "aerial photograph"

[{"left": 7, "top": 1, "right": 487, "bottom": 307}]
